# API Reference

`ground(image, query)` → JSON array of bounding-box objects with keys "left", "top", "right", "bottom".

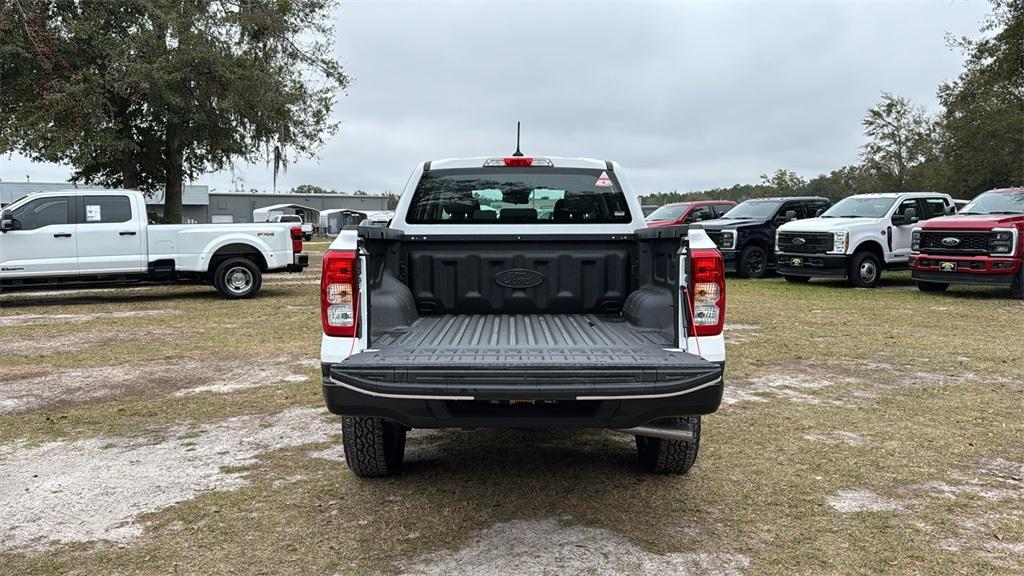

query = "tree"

[
  {"left": 860, "top": 93, "right": 938, "bottom": 191},
  {"left": 938, "top": 0, "right": 1024, "bottom": 196},
  {"left": 291, "top": 184, "right": 330, "bottom": 195},
  {"left": 0, "top": 0, "right": 349, "bottom": 223},
  {"left": 759, "top": 169, "right": 807, "bottom": 195}
]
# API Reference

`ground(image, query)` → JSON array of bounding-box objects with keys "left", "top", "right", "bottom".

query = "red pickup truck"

[
  {"left": 645, "top": 200, "right": 736, "bottom": 228},
  {"left": 910, "top": 187, "right": 1024, "bottom": 299}
]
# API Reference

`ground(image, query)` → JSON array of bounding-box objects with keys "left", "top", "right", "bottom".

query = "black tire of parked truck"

[
  {"left": 1012, "top": 268, "right": 1024, "bottom": 300},
  {"left": 341, "top": 416, "right": 407, "bottom": 477},
  {"left": 916, "top": 280, "right": 949, "bottom": 293},
  {"left": 212, "top": 257, "right": 262, "bottom": 299},
  {"left": 847, "top": 251, "right": 882, "bottom": 288},
  {"left": 635, "top": 416, "right": 701, "bottom": 475},
  {"left": 738, "top": 246, "right": 770, "bottom": 279},
  {"left": 783, "top": 275, "right": 810, "bottom": 283}
]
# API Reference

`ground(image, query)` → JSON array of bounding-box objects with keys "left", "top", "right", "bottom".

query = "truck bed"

[{"left": 331, "top": 314, "right": 722, "bottom": 401}]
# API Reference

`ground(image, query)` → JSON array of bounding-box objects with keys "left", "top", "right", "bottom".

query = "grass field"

[{"left": 1, "top": 245, "right": 1021, "bottom": 575}]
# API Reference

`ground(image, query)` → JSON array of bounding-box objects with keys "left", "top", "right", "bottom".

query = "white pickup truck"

[
  {"left": 0, "top": 189, "right": 308, "bottom": 298},
  {"left": 775, "top": 192, "right": 954, "bottom": 287},
  {"left": 268, "top": 214, "right": 314, "bottom": 240},
  {"left": 319, "top": 155, "right": 727, "bottom": 477}
]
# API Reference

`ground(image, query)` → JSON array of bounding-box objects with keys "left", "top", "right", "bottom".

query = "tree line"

[{"left": 642, "top": 0, "right": 1022, "bottom": 207}]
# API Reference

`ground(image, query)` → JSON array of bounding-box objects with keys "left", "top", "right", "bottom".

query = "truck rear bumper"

[
  {"left": 285, "top": 253, "right": 309, "bottom": 273},
  {"left": 321, "top": 363, "right": 724, "bottom": 428}
]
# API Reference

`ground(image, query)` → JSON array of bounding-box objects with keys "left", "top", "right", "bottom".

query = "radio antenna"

[{"left": 512, "top": 121, "right": 524, "bottom": 157}]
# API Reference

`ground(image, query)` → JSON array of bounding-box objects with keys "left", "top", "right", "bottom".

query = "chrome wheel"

[
  {"left": 224, "top": 266, "right": 254, "bottom": 295},
  {"left": 858, "top": 260, "right": 878, "bottom": 284}
]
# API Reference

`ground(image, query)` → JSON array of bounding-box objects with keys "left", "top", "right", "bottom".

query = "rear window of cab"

[{"left": 406, "top": 168, "right": 633, "bottom": 224}]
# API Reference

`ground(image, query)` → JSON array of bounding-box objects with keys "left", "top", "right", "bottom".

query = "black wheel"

[
  {"left": 783, "top": 275, "right": 810, "bottom": 283},
  {"left": 212, "top": 257, "right": 262, "bottom": 299},
  {"left": 738, "top": 246, "right": 769, "bottom": 279},
  {"left": 847, "top": 251, "right": 881, "bottom": 288},
  {"left": 635, "top": 416, "right": 701, "bottom": 475},
  {"left": 341, "top": 416, "right": 407, "bottom": 477},
  {"left": 1012, "top": 267, "right": 1024, "bottom": 300},
  {"left": 916, "top": 281, "right": 949, "bottom": 293}
]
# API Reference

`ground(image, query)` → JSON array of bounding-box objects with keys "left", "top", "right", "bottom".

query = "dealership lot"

[{"left": 1, "top": 245, "right": 1021, "bottom": 575}]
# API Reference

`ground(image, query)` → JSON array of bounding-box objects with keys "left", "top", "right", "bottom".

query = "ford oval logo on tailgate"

[
  {"left": 942, "top": 237, "right": 961, "bottom": 247},
  {"left": 494, "top": 269, "right": 544, "bottom": 289}
]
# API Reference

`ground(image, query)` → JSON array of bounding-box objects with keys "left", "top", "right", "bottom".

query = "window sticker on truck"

[
  {"left": 86, "top": 205, "right": 101, "bottom": 222},
  {"left": 595, "top": 171, "right": 613, "bottom": 187}
]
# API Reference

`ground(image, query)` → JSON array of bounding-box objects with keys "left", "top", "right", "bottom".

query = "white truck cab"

[
  {"left": 1, "top": 189, "right": 308, "bottom": 298},
  {"left": 775, "top": 192, "right": 954, "bottom": 287},
  {"left": 268, "top": 214, "right": 314, "bottom": 240}
]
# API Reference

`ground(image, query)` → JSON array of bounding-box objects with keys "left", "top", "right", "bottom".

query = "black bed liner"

[{"left": 331, "top": 314, "right": 721, "bottom": 400}]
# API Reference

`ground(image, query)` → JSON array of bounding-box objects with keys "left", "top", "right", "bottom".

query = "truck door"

[
  {"left": 888, "top": 198, "right": 921, "bottom": 261},
  {"left": 75, "top": 194, "right": 145, "bottom": 275},
  {"left": 0, "top": 195, "right": 77, "bottom": 277}
]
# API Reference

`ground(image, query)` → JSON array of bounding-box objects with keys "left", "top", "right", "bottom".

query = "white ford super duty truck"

[
  {"left": 319, "top": 155, "right": 727, "bottom": 477},
  {"left": 775, "top": 192, "right": 955, "bottom": 287},
  {"left": 0, "top": 189, "right": 308, "bottom": 298}
]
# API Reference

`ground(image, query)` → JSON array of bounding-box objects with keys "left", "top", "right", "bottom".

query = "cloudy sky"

[{"left": 0, "top": 0, "right": 991, "bottom": 196}]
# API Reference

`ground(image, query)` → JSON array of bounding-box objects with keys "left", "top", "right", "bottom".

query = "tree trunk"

[
  {"left": 161, "top": 123, "right": 184, "bottom": 224},
  {"left": 114, "top": 95, "right": 139, "bottom": 190}
]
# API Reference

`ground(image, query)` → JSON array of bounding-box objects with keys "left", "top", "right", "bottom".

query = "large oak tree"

[{"left": 0, "top": 0, "right": 348, "bottom": 222}]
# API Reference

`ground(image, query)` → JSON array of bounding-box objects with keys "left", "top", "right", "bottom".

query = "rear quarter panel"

[{"left": 146, "top": 224, "right": 294, "bottom": 271}]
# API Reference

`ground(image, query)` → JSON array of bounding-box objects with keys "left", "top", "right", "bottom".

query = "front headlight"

[
  {"left": 719, "top": 230, "right": 735, "bottom": 249},
  {"left": 911, "top": 230, "right": 921, "bottom": 253},
  {"left": 831, "top": 231, "right": 848, "bottom": 254},
  {"left": 990, "top": 229, "right": 1016, "bottom": 255}
]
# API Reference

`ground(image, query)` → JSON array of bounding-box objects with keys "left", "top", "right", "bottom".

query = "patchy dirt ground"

[
  {"left": 0, "top": 356, "right": 315, "bottom": 414},
  {"left": 400, "top": 518, "right": 750, "bottom": 576},
  {"left": 0, "top": 270, "right": 1021, "bottom": 575},
  {"left": 0, "top": 407, "right": 338, "bottom": 551}
]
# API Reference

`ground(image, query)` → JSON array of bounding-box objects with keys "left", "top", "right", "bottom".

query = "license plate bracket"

[{"left": 939, "top": 261, "right": 957, "bottom": 272}]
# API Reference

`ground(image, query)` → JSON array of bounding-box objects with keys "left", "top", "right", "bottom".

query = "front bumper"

[
  {"left": 286, "top": 253, "right": 309, "bottom": 273},
  {"left": 721, "top": 249, "right": 738, "bottom": 272},
  {"left": 321, "top": 362, "right": 725, "bottom": 428},
  {"left": 776, "top": 252, "right": 848, "bottom": 278}
]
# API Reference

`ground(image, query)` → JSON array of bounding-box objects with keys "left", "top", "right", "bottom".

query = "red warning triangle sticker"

[{"left": 595, "top": 171, "right": 613, "bottom": 188}]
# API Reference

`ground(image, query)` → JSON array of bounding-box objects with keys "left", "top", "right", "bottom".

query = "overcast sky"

[{"left": 0, "top": 0, "right": 991, "bottom": 196}]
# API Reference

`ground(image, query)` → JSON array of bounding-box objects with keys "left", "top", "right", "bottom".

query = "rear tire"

[
  {"left": 916, "top": 281, "right": 949, "bottom": 293},
  {"left": 212, "top": 257, "right": 262, "bottom": 299},
  {"left": 1012, "top": 268, "right": 1024, "bottom": 300},
  {"left": 635, "top": 416, "right": 701, "bottom": 475},
  {"left": 342, "top": 416, "right": 406, "bottom": 477},
  {"left": 847, "top": 251, "right": 881, "bottom": 288},
  {"left": 738, "top": 246, "right": 769, "bottom": 279},
  {"left": 783, "top": 275, "right": 810, "bottom": 283}
]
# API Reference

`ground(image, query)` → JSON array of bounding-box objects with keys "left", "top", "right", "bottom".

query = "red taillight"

[
  {"left": 321, "top": 250, "right": 358, "bottom": 337},
  {"left": 290, "top": 226, "right": 303, "bottom": 254},
  {"left": 504, "top": 157, "right": 533, "bottom": 166},
  {"left": 689, "top": 248, "right": 725, "bottom": 337}
]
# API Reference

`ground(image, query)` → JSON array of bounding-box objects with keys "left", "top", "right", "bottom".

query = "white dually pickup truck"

[
  {"left": 0, "top": 189, "right": 308, "bottom": 298},
  {"left": 320, "top": 155, "right": 726, "bottom": 478}
]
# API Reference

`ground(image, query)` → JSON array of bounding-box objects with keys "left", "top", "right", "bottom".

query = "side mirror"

[
  {"left": 785, "top": 210, "right": 798, "bottom": 222},
  {"left": 0, "top": 210, "right": 14, "bottom": 232},
  {"left": 896, "top": 207, "right": 919, "bottom": 225}
]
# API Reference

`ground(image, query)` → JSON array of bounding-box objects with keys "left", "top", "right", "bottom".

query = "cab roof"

[{"left": 426, "top": 156, "right": 610, "bottom": 170}]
